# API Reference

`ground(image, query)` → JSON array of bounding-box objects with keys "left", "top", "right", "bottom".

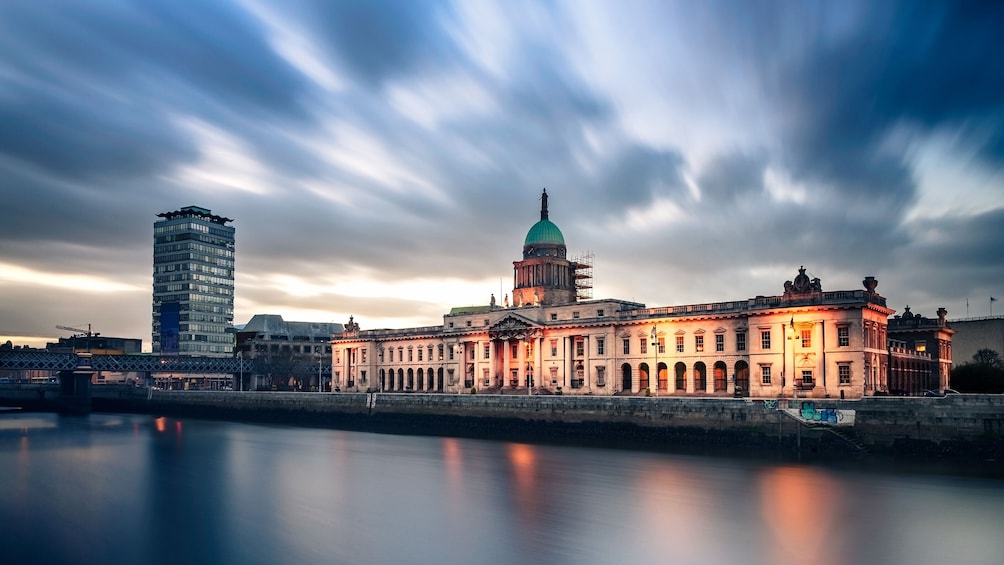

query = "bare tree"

[{"left": 972, "top": 348, "right": 1002, "bottom": 368}]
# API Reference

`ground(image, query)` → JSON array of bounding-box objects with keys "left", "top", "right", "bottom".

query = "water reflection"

[
  {"left": 758, "top": 466, "right": 845, "bottom": 565},
  {"left": 0, "top": 412, "right": 1002, "bottom": 565}
]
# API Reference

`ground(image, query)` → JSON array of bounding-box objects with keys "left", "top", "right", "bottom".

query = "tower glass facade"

[{"left": 153, "top": 206, "right": 235, "bottom": 356}]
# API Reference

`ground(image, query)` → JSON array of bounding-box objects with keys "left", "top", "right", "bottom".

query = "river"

[{"left": 1, "top": 411, "right": 1001, "bottom": 565}]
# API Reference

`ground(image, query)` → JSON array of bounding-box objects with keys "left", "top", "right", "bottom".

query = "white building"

[{"left": 332, "top": 191, "right": 896, "bottom": 399}]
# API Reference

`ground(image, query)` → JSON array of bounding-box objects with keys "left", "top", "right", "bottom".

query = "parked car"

[
  {"left": 923, "top": 389, "right": 942, "bottom": 397},
  {"left": 943, "top": 388, "right": 961, "bottom": 395}
]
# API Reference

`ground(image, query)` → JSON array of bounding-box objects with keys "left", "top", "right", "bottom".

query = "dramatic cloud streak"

[{"left": 1, "top": 0, "right": 1001, "bottom": 348}]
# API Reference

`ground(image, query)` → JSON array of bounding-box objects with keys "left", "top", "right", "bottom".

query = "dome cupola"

[{"left": 523, "top": 188, "right": 566, "bottom": 258}]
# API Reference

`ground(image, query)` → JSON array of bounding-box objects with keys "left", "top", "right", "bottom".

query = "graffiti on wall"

[{"left": 782, "top": 401, "right": 856, "bottom": 426}]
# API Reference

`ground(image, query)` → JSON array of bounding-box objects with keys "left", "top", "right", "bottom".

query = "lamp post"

[
  {"left": 789, "top": 316, "right": 798, "bottom": 399},
  {"left": 237, "top": 350, "right": 242, "bottom": 392},
  {"left": 650, "top": 325, "right": 658, "bottom": 396}
]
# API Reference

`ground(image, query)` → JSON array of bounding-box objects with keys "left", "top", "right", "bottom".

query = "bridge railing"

[{"left": 0, "top": 351, "right": 272, "bottom": 374}]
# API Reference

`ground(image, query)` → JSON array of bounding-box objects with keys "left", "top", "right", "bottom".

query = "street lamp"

[
  {"left": 650, "top": 325, "right": 659, "bottom": 396},
  {"left": 788, "top": 316, "right": 798, "bottom": 399}
]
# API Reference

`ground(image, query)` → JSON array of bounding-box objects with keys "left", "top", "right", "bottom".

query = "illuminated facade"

[
  {"left": 153, "top": 206, "right": 235, "bottom": 357},
  {"left": 332, "top": 191, "right": 931, "bottom": 400}
]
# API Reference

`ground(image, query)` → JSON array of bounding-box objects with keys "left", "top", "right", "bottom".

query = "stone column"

[{"left": 502, "top": 339, "right": 511, "bottom": 390}]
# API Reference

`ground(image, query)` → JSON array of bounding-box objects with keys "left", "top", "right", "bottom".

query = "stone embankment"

[{"left": 2, "top": 385, "right": 1002, "bottom": 461}]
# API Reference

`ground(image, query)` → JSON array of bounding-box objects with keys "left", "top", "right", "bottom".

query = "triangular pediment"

[{"left": 488, "top": 315, "right": 538, "bottom": 340}]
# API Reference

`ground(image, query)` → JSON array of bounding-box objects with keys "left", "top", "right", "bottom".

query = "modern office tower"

[{"left": 153, "top": 206, "right": 235, "bottom": 356}]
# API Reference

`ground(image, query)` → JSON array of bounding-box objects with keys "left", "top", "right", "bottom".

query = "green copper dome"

[{"left": 525, "top": 219, "right": 565, "bottom": 246}]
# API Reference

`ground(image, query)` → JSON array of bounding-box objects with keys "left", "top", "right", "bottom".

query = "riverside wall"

[{"left": 3, "top": 385, "right": 1003, "bottom": 460}]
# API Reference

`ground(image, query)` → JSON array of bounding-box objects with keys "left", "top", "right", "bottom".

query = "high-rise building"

[{"left": 153, "top": 206, "right": 235, "bottom": 357}]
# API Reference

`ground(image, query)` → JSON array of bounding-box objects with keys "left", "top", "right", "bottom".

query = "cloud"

[
  {"left": 287, "top": 0, "right": 460, "bottom": 88},
  {"left": 0, "top": 0, "right": 1001, "bottom": 347}
]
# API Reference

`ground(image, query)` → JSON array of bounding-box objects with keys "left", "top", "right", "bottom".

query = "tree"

[
  {"left": 951, "top": 349, "right": 1004, "bottom": 393},
  {"left": 972, "top": 348, "right": 1002, "bottom": 368}
]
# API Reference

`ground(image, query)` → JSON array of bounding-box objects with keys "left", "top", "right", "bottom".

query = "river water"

[{"left": 1, "top": 411, "right": 1001, "bottom": 565}]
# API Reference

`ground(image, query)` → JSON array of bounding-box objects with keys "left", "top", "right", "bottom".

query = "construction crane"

[{"left": 56, "top": 324, "right": 100, "bottom": 353}]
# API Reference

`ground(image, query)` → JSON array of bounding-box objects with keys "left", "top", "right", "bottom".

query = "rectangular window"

[
  {"left": 597, "top": 338, "right": 605, "bottom": 355},
  {"left": 408, "top": 349, "right": 413, "bottom": 362},
  {"left": 448, "top": 346, "right": 455, "bottom": 361},
  {"left": 657, "top": 337, "right": 665, "bottom": 354},
  {"left": 839, "top": 364, "right": 851, "bottom": 385},
  {"left": 550, "top": 313, "right": 557, "bottom": 321},
  {"left": 715, "top": 334, "right": 724, "bottom": 352},
  {"left": 511, "top": 344, "right": 518, "bottom": 359},
  {"left": 484, "top": 344, "right": 490, "bottom": 359},
  {"left": 915, "top": 340, "right": 927, "bottom": 353},
  {"left": 761, "top": 330, "right": 771, "bottom": 350},
  {"left": 389, "top": 349, "right": 394, "bottom": 362},
  {"left": 639, "top": 338, "right": 648, "bottom": 354},
  {"left": 695, "top": 335, "right": 704, "bottom": 353},
  {"left": 837, "top": 326, "right": 849, "bottom": 347},
  {"left": 801, "top": 329, "right": 812, "bottom": 348},
  {"left": 428, "top": 346, "right": 433, "bottom": 360},
  {"left": 623, "top": 338, "right": 630, "bottom": 355},
  {"left": 418, "top": 348, "right": 423, "bottom": 361},
  {"left": 466, "top": 320, "right": 472, "bottom": 327},
  {"left": 438, "top": 344, "right": 444, "bottom": 360},
  {"left": 761, "top": 365, "right": 771, "bottom": 385},
  {"left": 676, "top": 335, "right": 684, "bottom": 353},
  {"left": 469, "top": 348, "right": 474, "bottom": 360},
  {"left": 572, "top": 311, "right": 580, "bottom": 319},
  {"left": 361, "top": 349, "right": 367, "bottom": 363},
  {"left": 801, "top": 369, "right": 814, "bottom": 386},
  {"left": 576, "top": 340, "right": 584, "bottom": 357},
  {"left": 596, "top": 366, "right": 606, "bottom": 386},
  {"left": 550, "top": 339, "right": 558, "bottom": 357},
  {"left": 597, "top": 309, "right": 605, "bottom": 317}
]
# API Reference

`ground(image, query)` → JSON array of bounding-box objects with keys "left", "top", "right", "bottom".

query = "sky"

[{"left": 1, "top": 0, "right": 1002, "bottom": 351}]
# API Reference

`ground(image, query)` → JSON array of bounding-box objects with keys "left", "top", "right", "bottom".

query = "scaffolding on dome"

[{"left": 572, "top": 251, "right": 594, "bottom": 301}]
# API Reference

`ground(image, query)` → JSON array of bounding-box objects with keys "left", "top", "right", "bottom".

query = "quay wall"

[{"left": 3, "top": 385, "right": 1003, "bottom": 459}]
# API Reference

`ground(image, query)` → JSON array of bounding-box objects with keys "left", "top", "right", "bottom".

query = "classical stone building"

[
  {"left": 332, "top": 190, "right": 933, "bottom": 399},
  {"left": 887, "top": 307, "right": 955, "bottom": 393}
]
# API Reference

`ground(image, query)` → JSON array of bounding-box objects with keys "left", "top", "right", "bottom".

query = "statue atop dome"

[{"left": 541, "top": 188, "right": 549, "bottom": 220}]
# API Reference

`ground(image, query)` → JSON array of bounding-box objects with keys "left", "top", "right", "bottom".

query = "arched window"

[
  {"left": 694, "top": 362, "right": 707, "bottom": 393},
  {"left": 638, "top": 363, "right": 650, "bottom": 391},
  {"left": 713, "top": 361, "right": 728, "bottom": 392},
  {"left": 621, "top": 363, "right": 632, "bottom": 391},
  {"left": 675, "top": 362, "right": 686, "bottom": 391}
]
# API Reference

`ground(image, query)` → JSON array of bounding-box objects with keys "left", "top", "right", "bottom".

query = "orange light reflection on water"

[
  {"left": 758, "top": 465, "right": 845, "bottom": 565},
  {"left": 507, "top": 443, "right": 540, "bottom": 526}
]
